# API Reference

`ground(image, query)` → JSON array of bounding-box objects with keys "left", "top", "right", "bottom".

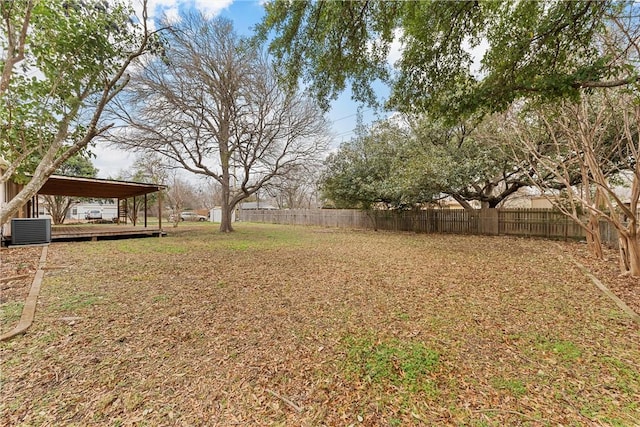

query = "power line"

[
  {"left": 334, "top": 129, "right": 357, "bottom": 138},
  {"left": 329, "top": 107, "right": 374, "bottom": 124},
  {"left": 330, "top": 108, "right": 395, "bottom": 141}
]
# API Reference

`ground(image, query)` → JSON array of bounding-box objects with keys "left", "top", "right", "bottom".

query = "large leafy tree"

[
  {"left": 0, "top": 0, "right": 154, "bottom": 226},
  {"left": 402, "top": 117, "right": 532, "bottom": 210},
  {"left": 321, "top": 115, "right": 531, "bottom": 211},
  {"left": 111, "top": 13, "right": 328, "bottom": 232},
  {"left": 322, "top": 113, "right": 596, "bottom": 212},
  {"left": 321, "top": 119, "right": 435, "bottom": 209},
  {"left": 256, "top": 1, "right": 637, "bottom": 119},
  {"left": 406, "top": 110, "right": 620, "bottom": 210}
]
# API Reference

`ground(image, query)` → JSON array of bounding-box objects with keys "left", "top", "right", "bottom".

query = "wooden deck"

[{"left": 51, "top": 224, "right": 166, "bottom": 242}]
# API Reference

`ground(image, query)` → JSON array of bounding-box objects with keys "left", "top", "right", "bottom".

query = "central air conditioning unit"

[{"left": 11, "top": 218, "right": 52, "bottom": 245}]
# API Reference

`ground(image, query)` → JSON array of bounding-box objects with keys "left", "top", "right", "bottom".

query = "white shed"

[{"left": 209, "top": 207, "right": 236, "bottom": 223}]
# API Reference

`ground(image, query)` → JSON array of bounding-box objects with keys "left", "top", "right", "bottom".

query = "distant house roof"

[
  {"left": 37, "top": 175, "right": 165, "bottom": 199},
  {"left": 239, "top": 201, "right": 277, "bottom": 210}
]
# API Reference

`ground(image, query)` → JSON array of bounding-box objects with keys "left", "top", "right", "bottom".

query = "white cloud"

[
  {"left": 387, "top": 28, "right": 404, "bottom": 67},
  {"left": 132, "top": 0, "right": 173, "bottom": 21},
  {"left": 462, "top": 37, "right": 490, "bottom": 79},
  {"left": 384, "top": 29, "right": 490, "bottom": 78},
  {"left": 365, "top": 27, "right": 405, "bottom": 70},
  {"left": 134, "top": 0, "right": 234, "bottom": 24},
  {"left": 163, "top": 6, "right": 181, "bottom": 23},
  {"left": 192, "top": 0, "right": 234, "bottom": 17},
  {"left": 91, "top": 143, "right": 135, "bottom": 179}
]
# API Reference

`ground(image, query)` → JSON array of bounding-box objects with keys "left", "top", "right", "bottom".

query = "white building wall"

[{"left": 209, "top": 207, "right": 235, "bottom": 223}]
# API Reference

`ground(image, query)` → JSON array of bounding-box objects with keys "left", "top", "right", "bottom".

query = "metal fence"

[{"left": 238, "top": 208, "right": 619, "bottom": 246}]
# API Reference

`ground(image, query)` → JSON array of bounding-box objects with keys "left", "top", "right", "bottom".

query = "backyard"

[{"left": 1, "top": 223, "right": 639, "bottom": 426}]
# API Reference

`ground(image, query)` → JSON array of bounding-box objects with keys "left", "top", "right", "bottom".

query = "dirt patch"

[{"left": 1, "top": 224, "right": 639, "bottom": 426}]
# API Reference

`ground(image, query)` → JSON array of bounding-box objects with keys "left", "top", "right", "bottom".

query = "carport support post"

[
  {"left": 158, "top": 193, "right": 162, "bottom": 235},
  {"left": 144, "top": 193, "right": 148, "bottom": 228}
]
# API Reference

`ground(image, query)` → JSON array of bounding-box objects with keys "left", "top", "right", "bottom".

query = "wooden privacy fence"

[
  {"left": 497, "top": 209, "right": 584, "bottom": 239},
  {"left": 238, "top": 208, "right": 619, "bottom": 245}
]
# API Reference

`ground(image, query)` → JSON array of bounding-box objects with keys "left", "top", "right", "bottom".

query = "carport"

[{"left": 23, "top": 175, "right": 166, "bottom": 242}]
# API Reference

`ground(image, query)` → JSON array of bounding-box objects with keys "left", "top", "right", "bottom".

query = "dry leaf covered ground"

[{"left": 1, "top": 223, "right": 639, "bottom": 426}]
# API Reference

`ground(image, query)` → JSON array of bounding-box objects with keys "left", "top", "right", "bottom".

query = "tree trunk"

[
  {"left": 365, "top": 209, "right": 378, "bottom": 231},
  {"left": 220, "top": 203, "right": 235, "bottom": 233},
  {"left": 619, "top": 235, "right": 631, "bottom": 273},
  {"left": 451, "top": 194, "right": 475, "bottom": 212},
  {"left": 619, "top": 232, "right": 640, "bottom": 276},
  {"left": 172, "top": 203, "right": 181, "bottom": 228},
  {"left": 585, "top": 213, "right": 603, "bottom": 259},
  {"left": 627, "top": 235, "right": 640, "bottom": 277},
  {"left": 219, "top": 179, "right": 234, "bottom": 233},
  {"left": 0, "top": 168, "right": 50, "bottom": 225}
]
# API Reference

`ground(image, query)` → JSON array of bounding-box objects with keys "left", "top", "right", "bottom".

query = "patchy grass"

[
  {"left": 491, "top": 377, "right": 527, "bottom": 397},
  {"left": 55, "top": 292, "right": 102, "bottom": 312},
  {"left": 341, "top": 334, "right": 440, "bottom": 396},
  {"left": 1, "top": 223, "right": 639, "bottom": 426},
  {"left": 0, "top": 301, "right": 24, "bottom": 328},
  {"left": 537, "top": 338, "right": 582, "bottom": 362}
]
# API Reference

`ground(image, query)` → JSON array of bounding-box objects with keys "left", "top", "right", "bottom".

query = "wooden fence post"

[{"left": 479, "top": 208, "right": 499, "bottom": 235}]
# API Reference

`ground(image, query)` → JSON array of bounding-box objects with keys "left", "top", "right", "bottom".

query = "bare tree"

[
  {"left": 164, "top": 174, "right": 198, "bottom": 228},
  {"left": 495, "top": 14, "right": 640, "bottom": 265},
  {"left": 503, "top": 104, "right": 603, "bottom": 259},
  {"left": 130, "top": 153, "right": 170, "bottom": 220},
  {"left": 110, "top": 13, "right": 328, "bottom": 232},
  {"left": 507, "top": 91, "right": 640, "bottom": 275},
  {"left": 199, "top": 178, "right": 223, "bottom": 211},
  {"left": 264, "top": 164, "right": 323, "bottom": 209}
]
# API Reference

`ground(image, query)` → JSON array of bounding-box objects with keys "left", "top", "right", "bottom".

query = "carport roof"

[{"left": 37, "top": 175, "right": 165, "bottom": 199}]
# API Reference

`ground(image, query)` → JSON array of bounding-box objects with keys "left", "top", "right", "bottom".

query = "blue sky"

[{"left": 94, "top": 0, "right": 392, "bottom": 179}]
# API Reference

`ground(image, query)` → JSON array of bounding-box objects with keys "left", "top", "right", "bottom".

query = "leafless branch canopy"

[{"left": 110, "top": 12, "right": 329, "bottom": 218}]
